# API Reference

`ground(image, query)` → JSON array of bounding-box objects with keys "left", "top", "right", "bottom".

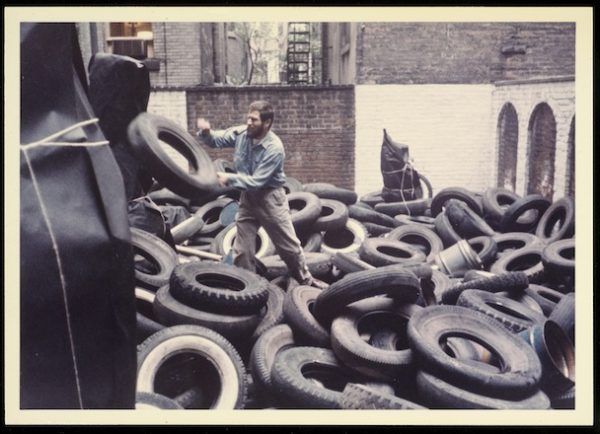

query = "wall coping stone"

[
  {"left": 152, "top": 84, "right": 355, "bottom": 92},
  {"left": 494, "top": 75, "right": 574, "bottom": 87}
]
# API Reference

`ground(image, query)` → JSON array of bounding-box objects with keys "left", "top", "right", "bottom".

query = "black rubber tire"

[
  {"left": 354, "top": 201, "right": 374, "bottom": 210},
  {"left": 418, "top": 269, "right": 452, "bottom": 305},
  {"left": 462, "top": 270, "right": 497, "bottom": 281},
  {"left": 210, "top": 223, "right": 275, "bottom": 259},
  {"left": 251, "top": 282, "right": 286, "bottom": 342},
  {"left": 386, "top": 224, "right": 444, "bottom": 263},
  {"left": 381, "top": 186, "right": 423, "bottom": 202},
  {"left": 551, "top": 386, "right": 575, "bottom": 409},
  {"left": 135, "top": 391, "right": 184, "bottom": 409},
  {"left": 499, "top": 194, "right": 551, "bottom": 233},
  {"left": 282, "top": 176, "right": 303, "bottom": 194},
  {"left": 440, "top": 271, "right": 529, "bottom": 305},
  {"left": 299, "top": 231, "right": 323, "bottom": 253},
  {"left": 525, "top": 284, "right": 565, "bottom": 317},
  {"left": 548, "top": 292, "right": 575, "bottom": 345},
  {"left": 363, "top": 222, "right": 394, "bottom": 237},
  {"left": 170, "top": 386, "right": 206, "bottom": 409},
  {"left": 170, "top": 262, "right": 269, "bottom": 315},
  {"left": 287, "top": 192, "right": 322, "bottom": 230},
  {"left": 467, "top": 236, "right": 498, "bottom": 267},
  {"left": 136, "top": 324, "right": 247, "bottom": 409},
  {"left": 210, "top": 223, "right": 275, "bottom": 258},
  {"left": 535, "top": 197, "right": 575, "bottom": 244},
  {"left": 303, "top": 182, "right": 358, "bottom": 205},
  {"left": 374, "top": 198, "right": 430, "bottom": 217},
  {"left": 153, "top": 285, "right": 262, "bottom": 341},
  {"left": 490, "top": 245, "right": 546, "bottom": 283},
  {"left": 194, "top": 197, "right": 233, "bottom": 236},
  {"left": 283, "top": 285, "right": 330, "bottom": 348},
  {"left": 348, "top": 204, "right": 400, "bottom": 228},
  {"left": 430, "top": 187, "right": 483, "bottom": 217},
  {"left": 331, "top": 251, "right": 375, "bottom": 273},
  {"left": 341, "top": 383, "right": 426, "bottom": 409},
  {"left": 359, "top": 238, "right": 427, "bottom": 267},
  {"left": 320, "top": 218, "right": 368, "bottom": 255},
  {"left": 330, "top": 297, "right": 420, "bottom": 381},
  {"left": 191, "top": 185, "right": 241, "bottom": 205},
  {"left": 542, "top": 238, "right": 575, "bottom": 284},
  {"left": 313, "top": 199, "right": 349, "bottom": 232},
  {"left": 456, "top": 289, "right": 546, "bottom": 333},
  {"left": 127, "top": 112, "right": 218, "bottom": 198},
  {"left": 136, "top": 312, "right": 165, "bottom": 345},
  {"left": 212, "top": 157, "right": 236, "bottom": 173},
  {"left": 261, "top": 252, "right": 333, "bottom": 280},
  {"left": 482, "top": 188, "right": 521, "bottom": 229},
  {"left": 269, "top": 275, "right": 289, "bottom": 290},
  {"left": 419, "top": 173, "right": 433, "bottom": 199},
  {"left": 434, "top": 212, "right": 463, "bottom": 248},
  {"left": 131, "top": 227, "right": 178, "bottom": 291},
  {"left": 368, "top": 329, "right": 400, "bottom": 351},
  {"left": 313, "top": 265, "right": 421, "bottom": 326},
  {"left": 148, "top": 188, "right": 191, "bottom": 208},
  {"left": 360, "top": 190, "right": 385, "bottom": 208},
  {"left": 492, "top": 232, "right": 545, "bottom": 257},
  {"left": 445, "top": 199, "right": 496, "bottom": 238},
  {"left": 416, "top": 371, "right": 550, "bottom": 409},
  {"left": 270, "top": 346, "right": 359, "bottom": 408},
  {"left": 394, "top": 214, "right": 436, "bottom": 230},
  {"left": 407, "top": 305, "right": 542, "bottom": 399},
  {"left": 496, "top": 291, "right": 544, "bottom": 316},
  {"left": 519, "top": 321, "right": 576, "bottom": 397},
  {"left": 249, "top": 324, "right": 296, "bottom": 398}
]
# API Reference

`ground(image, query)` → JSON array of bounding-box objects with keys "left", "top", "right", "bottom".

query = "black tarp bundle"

[
  {"left": 88, "top": 52, "right": 178, "bottom": 245},
  {"left": 88, "top": 52, "right": 153, "bottom": 200},
  {"left": 20, "top": 23, "right": 136, "bottom": 408},
  {"left": 380, "top": 129, "right": 423, "bottom": 201}
]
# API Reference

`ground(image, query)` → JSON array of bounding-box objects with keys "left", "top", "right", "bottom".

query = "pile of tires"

[
  {"left": 130, "top": 172, "right": 575, "bottom": 410},
  {"left": 124, "top": 114, "right": 574, "bottom": 410}
]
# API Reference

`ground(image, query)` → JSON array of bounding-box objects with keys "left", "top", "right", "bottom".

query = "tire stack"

[{"left": 126, "top": 114, "right": 575, "bottom": 410}]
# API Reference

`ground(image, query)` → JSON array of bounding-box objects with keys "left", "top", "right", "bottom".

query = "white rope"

[
  {"left": 23, "top": 118, "right": 101, "bottom": 147},
  {"left": 21, "top": 147, "right": 84, "bottom": 408},
  {"left": 399, "top": 161, "right": 410, "bottom": 216}
]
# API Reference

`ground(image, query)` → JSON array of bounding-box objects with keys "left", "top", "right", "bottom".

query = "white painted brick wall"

[
  {"left": 491, "top": 80, "right": 575, "bottom": 199},
  {"left": 147, "top": 91, "right": 190, "bottom": 170},
  {"left": 355, "top": 85, "right": 495, "bottom": 198},
  {"left": 148, "top": 91, "right": 188, "bottom": 128}
]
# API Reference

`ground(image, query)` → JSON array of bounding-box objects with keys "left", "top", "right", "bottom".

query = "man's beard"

[{"left": 247, "top": 124, "right": 266, "bottom": 139}]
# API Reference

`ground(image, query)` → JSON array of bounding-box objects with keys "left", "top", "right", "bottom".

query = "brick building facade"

[{"left": 77, "top": 21, "right": 575, "bottom": 199}]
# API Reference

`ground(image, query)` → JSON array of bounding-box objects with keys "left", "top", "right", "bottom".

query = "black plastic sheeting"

[
  {"left": 88, "top": 52, "right": 153, "bottom": 200},
  {"left": 20, "top": 23, "right": 136, "bottom": 408},
  {"left": 380, "top": 129, "right": 423, "bottom": 200}
]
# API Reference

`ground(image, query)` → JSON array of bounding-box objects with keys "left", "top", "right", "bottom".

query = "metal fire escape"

[{"left": 287, "top": 22, "right": 311, "bottom": 84}]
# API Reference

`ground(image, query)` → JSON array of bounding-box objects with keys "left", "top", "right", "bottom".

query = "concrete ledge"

[
  {"left": 152, "top": 84, "right": 355, "bottom": 92},
  {"left": 494, "top": 75, "right": 575, "bottom": 86}
]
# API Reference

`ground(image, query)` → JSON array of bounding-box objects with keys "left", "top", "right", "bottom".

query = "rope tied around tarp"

[{"left": 21, "top": 118, "right": 108, "bottom": 150}]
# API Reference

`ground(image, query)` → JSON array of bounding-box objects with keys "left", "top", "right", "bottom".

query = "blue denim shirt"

[{"left": 198, "top": 125, "right": 286, "bottom": 191}]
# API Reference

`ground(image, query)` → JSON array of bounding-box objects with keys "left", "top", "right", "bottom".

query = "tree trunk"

[{"left": 246, "top": 38, "right": 254, "bottom": 84}]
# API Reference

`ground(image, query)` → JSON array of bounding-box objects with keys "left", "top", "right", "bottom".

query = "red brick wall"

[
  {"left": 356, "top": 22, "right": 575, "bottom": 84},
  {"left": 186, "top": 85, "right": 356, "bottom": 189},
  {"left": 150, "top": 22, "right": 206, "bottom": 88}
]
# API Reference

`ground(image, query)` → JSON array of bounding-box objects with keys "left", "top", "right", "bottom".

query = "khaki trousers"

[{"left": 233, "top": 187, "right": 310, "bottom": 283}]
